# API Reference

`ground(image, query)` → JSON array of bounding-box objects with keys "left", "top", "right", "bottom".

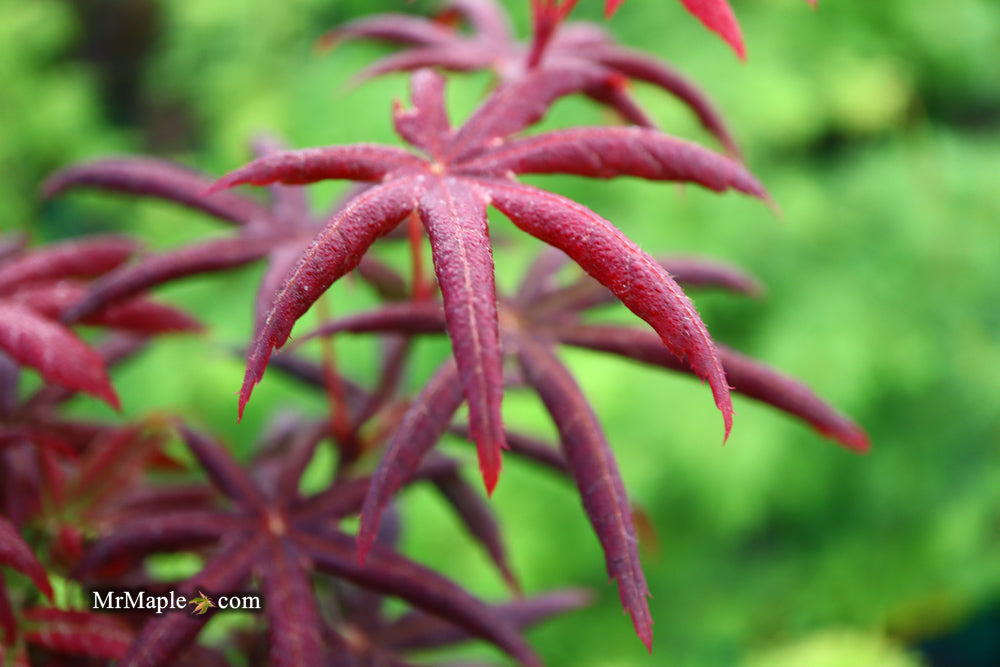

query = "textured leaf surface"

[
  {"left": 486, "top": 180, "right": 733, "bottom": 438},
  {"left": 446, "top": 63, "right": 619, "bottom": 162},
  {"left": 515, "top": 335, "right": 652, "bottom": 651},
  {"left": 420, "top": 178, "right": 505, "bottom": 492},
  {"left": 206, "top": 145, "right": 423, "bottom": 192},
  {"left": 467, "top": 127, "right": 767, "bottom": 198},
  {"left": 237, "top": 179, "right": 420, "bottom": 417}
]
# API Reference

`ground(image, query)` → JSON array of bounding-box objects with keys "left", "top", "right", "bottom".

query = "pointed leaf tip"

[
  {"left": 481, "top": 455, "right": 501, "bottom": 497},
  {"left": 679, "top": 0, "right": 746, "bottom": 60},
  {"left": 722, "top": 402, "right": 733, "bottom": 443},
  {"left": 604, "top": 0, "right": 626, "bottom": 18}
]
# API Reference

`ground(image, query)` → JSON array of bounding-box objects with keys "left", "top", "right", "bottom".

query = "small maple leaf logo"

[{"left": 188, "top": 591, "right": 215, "bottom": 615}]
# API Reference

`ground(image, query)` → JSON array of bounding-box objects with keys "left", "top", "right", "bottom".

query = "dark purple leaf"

[
  {"left": 356, "top": 255, "right": 409, "bottom": 302},
  {"left": 530, "top": 256, "right": 762, "bottom": 315},
  {"left": 379, "top": 588, "right": 591, "bottom": 651},
  {"left": 515, "top": 335, "right": 652, "bottom": 652},
  {"left": 22, "top": 608, "right": 132, "bottom": 660},
  {"left": 260, "top": 539, "right": 325, "bottom": 666},
  {"left": 429, "top": 466, "right": 518, "bottom": 590},
  {"left": 41, "top": 157, "right": 269, "bottom": 226},
  {"left": 0, "top": 352, "right": 19, "bottom": 418},
  {"left": 450, "top": 424, "right": 569, "bottom": 474},
  {"left": 359, "top": 359, "right": 464, "bottom": 564},
  {"left": 76, "top": 511, "right": 240, "bottom": 579},
  {"left": 0, "top": 236, "right": 136, "bottom": 295},
  {"left": 296, "top": 528, "right": 542, "bottom": 667},
  {"left": 297, "top": 301, "right": 445, "bottom": 345},
  {"left": 0, "top": 574, "right": 15, "bottom": 643},
  {"left": 121, "top": 534, "right": 264, "bottom": 667},
  {"left": 273, "top": 422, "right": 329, "bottom": 507},
  {"left": 553, "top": 324, "right": 869, "bottom": 451},
  {"left": 61, "top": 235, "right": 275, "bottom": 324},
  {"left": 179, "top": 427, "right": 268, "bottom": 512}
]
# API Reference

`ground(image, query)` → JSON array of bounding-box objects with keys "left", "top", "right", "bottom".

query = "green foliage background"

[{"left": 2, "top": 0, "right": 999, "bottom": 665}]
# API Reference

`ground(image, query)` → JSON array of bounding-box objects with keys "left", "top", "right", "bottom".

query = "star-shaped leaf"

[
  {"left": 77, "top": 423, "right": 547, "bottom": 666},
  {"left": 296, "top": 248, "right": 868, "bottom": 650},
  {"left": 327, "top": 0, "right": 745, "bottom": 155},
  {"left": 208, "top": 67, "right": 768, "bottom": 496}
]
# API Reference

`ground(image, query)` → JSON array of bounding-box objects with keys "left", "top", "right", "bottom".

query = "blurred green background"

[{"left": 2, "top": 0, "right": 999, "bottom": 665}]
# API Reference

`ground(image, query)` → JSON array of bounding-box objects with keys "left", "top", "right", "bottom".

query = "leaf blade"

[
  {"left": 239, "top": 178, "right": 419, "bottom": 417},
  {"left": 41, "top": 158, "right": 268, "bottom": 226},
  {"left": 420, "top": 178, "right": 505, "bottom": 492},
  {"left": 0, "top": 516, "right": 52, "bottom": 600},
  {"left": 465, "top": 127, "right": 767, "bottom": 200},
  {"left": 0, "top": 302, "right": 119, "bottom": 408},
  {"left": 486, "top": 180, "right": 733, "bottom": 438},
  {"left": 515, "top": 335, "right": 652, "bottom": 651}
]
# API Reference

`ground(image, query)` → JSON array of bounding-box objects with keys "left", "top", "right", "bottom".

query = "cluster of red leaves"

[
  {"left": 0, "top": 235, "right": 203, "bottom": 664},
  {"left": 3, "top": 0, "right": 863, "bottom": 664}
]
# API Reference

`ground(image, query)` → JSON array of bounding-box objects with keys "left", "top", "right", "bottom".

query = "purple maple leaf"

[
  {"left": 326, "top": 0, "right": 742, "bottom": 155},
  {"left": 294, "top": 248, "right": 868, "bottom": 651},
  {"left": 206, "top": 67, "right": 769, "bottom": 496},
  {"left": 77, "top": 423, "right": 553, "bottom": 667}
]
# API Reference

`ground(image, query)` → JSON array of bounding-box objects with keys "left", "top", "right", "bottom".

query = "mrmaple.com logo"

[{"left": 91, "top": 589, "right": 262, "bottom": 615}]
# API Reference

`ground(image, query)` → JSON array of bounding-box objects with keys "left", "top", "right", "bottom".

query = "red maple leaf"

[{"left": 206, "top": 67, "right": 769, "bottom": 498}]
